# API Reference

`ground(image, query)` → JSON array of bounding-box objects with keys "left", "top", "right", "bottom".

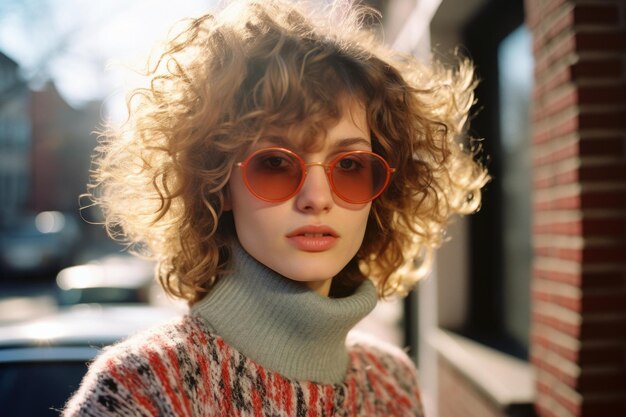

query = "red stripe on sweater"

[
  {"left": 252, "top": 386, "right": 263, "bottom": 417},
  {"left": 323, "top": 385, "right": 334, "bottom": 417},
  {"left": 365, "top": 368, "right": 383, "bottom": 401},
  {"left": 365, "top": 351, "right": 388, "bottom": 376},
  {"left": 257, "top": 364, "right": 270, "bottom": 403},
  {"left": 159, "top": 335, "right": 193, "bottom": 417},
  {"left": 307, "top": 382, "right": 319, "bottom": 417},
  {"left": 106, "top": 359, "right": 159, "bottom": 416},
  {"left": 280, "top": 376, "right": 293, "bottom": 414},
  {"left": 382, "top": 379, "right": 412, "bottom": 409},
  {"left": 351, "top": 352, "right": 374, "bottom": 416},
  {"left": 187, "top": 328, "right": 213, "bottom": 408},
  {"left": 347, "top": 377, "right": 357, "bottom": 416},
  {"left": 217, "top": 338, "right": 233, "bottom": 416},
  {"left": 273, "top": 374, "right": 282, "bottom": 409},
  {"left": 148, "top": 349, "right": 186, "bottom": 416}
]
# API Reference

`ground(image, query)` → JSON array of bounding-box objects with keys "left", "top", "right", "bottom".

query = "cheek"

[
  {"left": 345, "top": 203, "right": 371, "bottom": 245},
  {"left": 228, "top": 178, "right": 285, "bottom": 243}
]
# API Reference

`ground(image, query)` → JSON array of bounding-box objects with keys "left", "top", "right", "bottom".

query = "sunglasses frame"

[{"left": 235, "top": 147, "right": 395, "bottom": 204}]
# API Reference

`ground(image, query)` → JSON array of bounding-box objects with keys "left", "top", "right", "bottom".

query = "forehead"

[{"left": 253, "top": 98, "right": 370, "bottom": 152}]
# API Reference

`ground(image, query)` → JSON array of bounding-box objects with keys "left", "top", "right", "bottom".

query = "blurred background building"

[
  {"left": 0, "top": 0, "right": 624, "bottom": 416},
  {"left": 381, "top": 1, "right": 626, "bottom": 417}
]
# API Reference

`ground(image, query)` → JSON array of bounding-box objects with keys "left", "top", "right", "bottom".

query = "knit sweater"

[{"left": 63, "top": 247, "right": 425, "bottom": 416}]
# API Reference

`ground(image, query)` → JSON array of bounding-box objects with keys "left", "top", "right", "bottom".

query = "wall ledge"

[{"left": 429, "top": 329, "right": 536, "bottom": 410}]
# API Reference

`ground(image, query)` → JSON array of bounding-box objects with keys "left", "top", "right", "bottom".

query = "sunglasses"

[{"left": 235, "top": 147, "right": 395, "bottom": 204}]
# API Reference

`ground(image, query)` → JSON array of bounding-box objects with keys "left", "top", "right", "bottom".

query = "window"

[{"left": 457, "top": 0, "right": 531, "bottom": 360}]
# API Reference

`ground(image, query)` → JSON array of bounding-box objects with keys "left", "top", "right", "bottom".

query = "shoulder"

[
  {"left": 62, "top": 315, "right": 216, "bottom": 417},
  {"left": 347, "top": 330, "right": 417, "bottom": 377},
  {"left": 347, "top": 330, "right": 425, "bottom": 415},
  {"left": 89, "top": 314, "right": 207, "bottom": 369}
]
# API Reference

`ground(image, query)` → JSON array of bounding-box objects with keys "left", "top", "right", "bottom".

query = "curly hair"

[{"left": 90, "top": 0, "right": 488, "bottom": 303}]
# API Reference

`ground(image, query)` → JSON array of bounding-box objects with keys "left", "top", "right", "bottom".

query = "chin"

[{"left": 275, "top": 263, "right": 342, "bottom": 284}]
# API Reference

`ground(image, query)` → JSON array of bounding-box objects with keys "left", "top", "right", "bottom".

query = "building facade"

[{"left": 385, "top": 1, "right": 626, "bottom": 416}]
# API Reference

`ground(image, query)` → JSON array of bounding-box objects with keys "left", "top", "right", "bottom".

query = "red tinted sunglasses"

[{"left": 235, "top": 147, "right": 395, "bottom": 204}]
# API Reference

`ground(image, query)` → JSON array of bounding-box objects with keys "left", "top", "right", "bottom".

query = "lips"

[{"left": 286, "top": 225, "right": 339, "bottom": 252}]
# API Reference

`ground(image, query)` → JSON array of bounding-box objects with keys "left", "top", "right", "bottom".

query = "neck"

[
  {"left": 305, "top": 277, "right": 333, "bottom": 297},
  {"left": 191, "top": 244, "right": 377, "bottom": 383}
]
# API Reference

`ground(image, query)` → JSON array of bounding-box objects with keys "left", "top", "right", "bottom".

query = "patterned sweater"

[
  {"left": 63, "top": 315, "right": 424, "bottom": 416},
  {"left": 63, "top": 247, "right": 424, "bottom": 416}
]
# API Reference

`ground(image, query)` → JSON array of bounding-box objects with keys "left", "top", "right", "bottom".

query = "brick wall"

[{"left": 525, "top": 1, "right": 626, "bottom": 416}]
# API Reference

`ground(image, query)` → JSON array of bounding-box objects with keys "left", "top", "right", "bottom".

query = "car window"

[{"left": 0, "top": 360, "right": 88, "bottom": 417}]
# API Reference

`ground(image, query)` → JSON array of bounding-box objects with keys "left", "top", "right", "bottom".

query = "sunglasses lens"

[
  {"left": 331, "top": 153, "right": 389, "bottom": 203},
  {"left": 245, "top": 150, "right": 302, "bottom": 201}
]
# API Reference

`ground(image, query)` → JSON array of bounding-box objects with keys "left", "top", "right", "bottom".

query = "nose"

[{"left": 295, "top": 164, "right": 333, "bottom": 213}]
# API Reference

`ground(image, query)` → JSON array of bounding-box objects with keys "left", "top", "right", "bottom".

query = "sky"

[{"left": 0, "top": 0, "right": 215, "bottom": 119}]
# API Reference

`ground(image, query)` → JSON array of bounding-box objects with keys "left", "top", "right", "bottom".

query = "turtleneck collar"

[{"left": 190, "top": 244, "right": 377, "bottom": 384}]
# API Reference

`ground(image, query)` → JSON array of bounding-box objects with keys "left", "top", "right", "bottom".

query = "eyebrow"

[
  {"left": 258, "top": 136, "right": 371, "bottom": 150},
  {"left": 257, "top": 136, "right": 290, "bottom": 147},
  {"left": 331, "top": 137, "right": 372, "bottom": 150}
]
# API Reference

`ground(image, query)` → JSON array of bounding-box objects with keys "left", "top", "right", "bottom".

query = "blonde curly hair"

[{"left": 90, "top": 0, "right": 488, "bottom": 303}]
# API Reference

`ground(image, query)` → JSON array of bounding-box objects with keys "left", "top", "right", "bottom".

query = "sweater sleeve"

[
  {"left": 62, "top": 319, "right": 201, "bottom": 417},
  {"left": 62, "top": 344, "right": 162, "bottom": 417}
]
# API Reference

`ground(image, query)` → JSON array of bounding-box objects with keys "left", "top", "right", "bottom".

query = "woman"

[{"left": 63, "top": 0, "right": 488, "bottom": 415}]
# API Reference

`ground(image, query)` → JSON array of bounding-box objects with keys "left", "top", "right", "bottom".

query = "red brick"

[
  {"left": 580, "top": 271, "right": 625, "bottom": 289},
  {"left": 543, "top": 0, "right": 569, "bottom": 22},
  {"left": 537, "top": 89, "right": 578, "bottom": 119},
  {"left": 555, "top": 169, "right": 579, "bottom": 186},
  {"left": 576, "top": 31, "right": 626, "bottom": 52},
  {"left": 578, "top": 85, "right": 626, "bottom": 106},
  {"left": 533, "top": 168, "right": 579, "bottom": 189},
  {"left": 537, "top": 379, "right": 582, "bottom": 416},
  {"left": 581, "top": 292, "right": 626, "bottom": 313},
  {"left": 550, "top": 141, "right": 579, "bottom": 162},
  {"left": 536, "top": 246, "right": 582, "bottom": 262},
  {"left": 579, "top": 112, "right": 626, "bottom": 130},
  {"left": 534, "top": 177, "right": 552, "bottom": 189},
  {"left": 534, "top": 268, "right": 581, "bottom": 286},
  {"left": 579, "top": 162, "right": 626, "bottom": 183},
  {"left": 541, "top": 64, "right": 572, "bottom": 93},
  {"left": 582, "top": 247, "right": 626, "bottom": 263},
  {"left": 533, "top": 219, "right": 582, "bottom": 235},
  {"left": 533, "top": 312, "right": 580, "bottom": 337},
  {"left": 581, "top": 400, "right": 626, "bottom": 417},
  {"left": 531, "top": 352, "right": 578, "bottom": 388},
  {"left": 579, "top": 137, "right": 624, "bottom": 156},
  {"left": 579, "top": 344, "right": 625, "bottom": 366},
  {"left": 580, "top": 317, "right": 626, "bottom": 340},
  {"left": 534, "top": 194, "right": 581, "bottom": 211},
  {"left": 545, "top": 9, "right": 574, "bottom": 45},
  {"left": 534, "top": 35, "right": 577, "bottom": 80},
  {"left": 533, "top": 289, "right": 581, "bottom": 311},
  {"left": 571, "top": 58, "right": 622, "bottom": 80},
  {"left": 578, "top": 370, "right": 626, "bottom": 392},
  {"left": 532, "top": 128, "right": 549, "bottom": 145},
  {"left": 582, "top": 217, "right": 626, "bottom": 237},
  {"left": 524, "top": 0, "right": 539, "bottom": 30},
  {"left": 552, "top": 114, "right": 579, "bottom": 137},
  {"left": 573, "top": 5, "right": 621, "bottom": 26},
  {"left": 581, "top": 191, "right": 626, "bottom": 210},
  {"left": 549, "top": 33, "right": 577, "bottom": 66},
  {"left": 549, "top": 338, "right": 579, "bottom": 363}
]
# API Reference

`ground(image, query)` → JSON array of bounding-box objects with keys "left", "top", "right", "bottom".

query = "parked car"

[
  {"left": 55, "top": 254, "right": 156, "bottom": 305},
  {"left": 0, "top": 304, "right": 181, "bottom": 417},
  {"left": 0, "top": 211, "right": 81, "bottom": 281}
]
